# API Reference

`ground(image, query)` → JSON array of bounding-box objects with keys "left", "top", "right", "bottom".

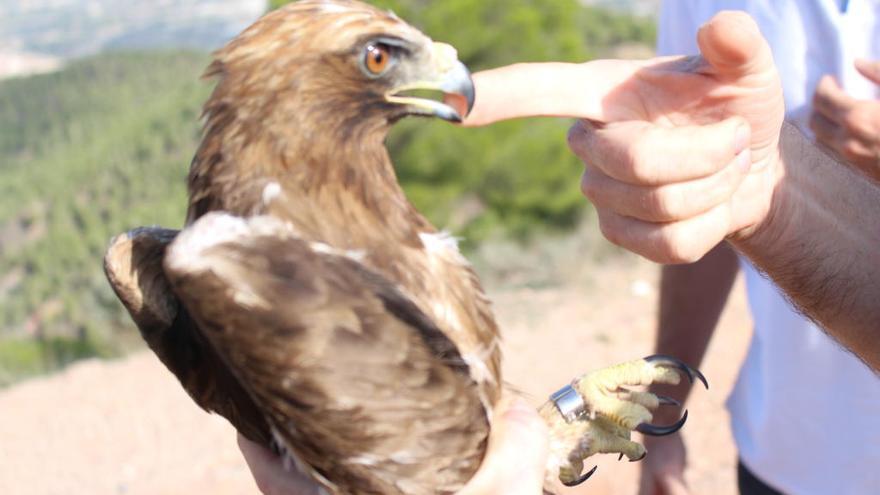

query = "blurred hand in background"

[
  {"left": 637, "top": 434, "right": 689, "bottom": 495},
  {"left": 811, "top": 59, "right": 880, "bottom": 181}
]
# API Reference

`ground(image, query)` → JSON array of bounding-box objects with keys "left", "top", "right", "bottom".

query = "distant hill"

[
  {"left": 0, "top": 0, "right": 266, "bottom": 78},
  {"left": 1, "top": 0, "right": 266, "bottom": 58},
  {"left": 0, "top": 51, "right": 210, "bottom": 384}
]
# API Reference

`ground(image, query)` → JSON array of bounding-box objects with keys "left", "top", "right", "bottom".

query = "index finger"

[
  {"left": 570, "top": 118, "right": 750, "bottom": 185},
  {"left": 453, "top": 60, "right": 645, "bottom": 127}
]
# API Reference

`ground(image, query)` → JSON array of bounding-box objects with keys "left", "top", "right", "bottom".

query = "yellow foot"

[{"left": 540, "top": 355, "right": 708, "bottom": 488}]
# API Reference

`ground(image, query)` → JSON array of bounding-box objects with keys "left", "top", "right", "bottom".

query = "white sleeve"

[{"left": 656, "top": 0, "right": 702, "bottom": 56}]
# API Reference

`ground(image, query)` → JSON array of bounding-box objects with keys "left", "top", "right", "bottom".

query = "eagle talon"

[
  {"left": 645, "top": 354, "right": 709, "bottom": 389},
  {"left": 630, "top": 450, "right": 647, "bottom": 462},
  {"left": 636, "top": 409, "right": 689, "bottom": 437},
  {"left": 560, "top": 465, "right": 598, "bottom": 487},
  {"left": 657, "top": 395, "right": 682, "bottom": 407},
  {"left": 541, "top": 356, "right": 706, "bottom": 490}
]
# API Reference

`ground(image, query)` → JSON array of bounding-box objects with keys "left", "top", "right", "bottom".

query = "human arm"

[
  {"left": 639, "top": 243, "right": 740, "bottom": 495},
  {"left": 736, "top": 123, "right": 880, "bottom": 370},
  {"left": 640, "top": 8, "right": 738, "bottom": 492},
  {"left": 810, "top": 59, "right": 880, "bottom": 181},
  {"left": 238, "top": 397, "right": 550, "bottom": 495},
  {"left": 453, "top": 12, "right": 880, "bottom": 371}
]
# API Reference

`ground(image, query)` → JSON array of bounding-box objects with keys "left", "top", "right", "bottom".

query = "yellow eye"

[{"left": 364, "top": 44, "right": 391, "bottom": 75}]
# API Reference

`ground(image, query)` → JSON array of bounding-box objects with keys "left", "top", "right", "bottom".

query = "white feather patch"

[
  {"left": 166, "top": 213, "right": 296, "bottom": 274},
  {"left": 262, "top": 181, "right": 282, "bottom": 205},
  {"left": 346, "top": 453, "right": 381, "bottom": 466},
  {"left": 309, "top": 241, "right": 366, "bottom": 262},
  {"left": 315, "top": 1, "right": 349, "bottom": 13},
  {"left": 419, "top": 231, "right": 466, "bottom": 264}
]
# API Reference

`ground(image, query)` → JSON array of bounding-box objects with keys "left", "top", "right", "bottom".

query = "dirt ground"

[{"left": 0, "top": 254, "right": 752, "bottom": 495}]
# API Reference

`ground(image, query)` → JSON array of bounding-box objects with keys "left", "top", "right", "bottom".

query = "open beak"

[{"left": 386, "top": 42, "right": 475, "bottom": 123}]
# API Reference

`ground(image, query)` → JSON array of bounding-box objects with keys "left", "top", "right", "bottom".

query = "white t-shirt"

[{"left": 657, "top": 1, "right": 880, "bottom": 493}]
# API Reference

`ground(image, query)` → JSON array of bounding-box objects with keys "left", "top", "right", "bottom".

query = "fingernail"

[
  {"left": 735, "top": 125, "right": 750, "bottom": 154},
  {"left": 736, "top": 148, "right": 752, "bottom": 172}
]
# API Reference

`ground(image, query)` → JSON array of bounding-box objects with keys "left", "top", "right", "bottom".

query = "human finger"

[
  {"left": 457, "top": 397, "right": 549, "bottom": 495},
  {"left": 855, "top": 59, "right": 880, "bottom": 85},
  {"left": 452, "top": 59, "right": 647, "bottom": 127},
  {"left": 238, "top": 434, "right": 321, "bottom": 495},
  {"left": 813, "top": 75, "right": 854, "bottom": 122},
  {"left": 596, "top": 204, "right": 733, "bottom": 264},
  {"left": 695, "top": 11, "right": 775, "bottom": 79},
  {"left": 569, "top": 118, "right": 750, "bottom": 186},
  {"left": 581, "top": 149, "right": 750, "bottom": 223}
]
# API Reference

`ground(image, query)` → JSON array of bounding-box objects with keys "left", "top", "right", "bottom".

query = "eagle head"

[{"left": 203, "top": 0, "right": 475, "bottom": 141}]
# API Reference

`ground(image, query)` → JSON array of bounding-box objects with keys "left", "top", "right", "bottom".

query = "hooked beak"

[{"left": 386, "top": 42, "right": 475, "bottom": 123}]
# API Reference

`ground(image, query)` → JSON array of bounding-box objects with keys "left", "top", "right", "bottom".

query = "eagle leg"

[
  {"left": 539, "top": 355, "right": 707, "bottom": 487},
  {"left": 569, "top": 354, "right": 707, "bottom": 434}
]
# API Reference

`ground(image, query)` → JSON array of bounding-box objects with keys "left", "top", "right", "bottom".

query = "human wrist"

[
  {"left": 728, "top": 123, "right": 792, "bottom": 254},
  {"left": 641, "top": 428, "right": 686, "bottom": 454}
]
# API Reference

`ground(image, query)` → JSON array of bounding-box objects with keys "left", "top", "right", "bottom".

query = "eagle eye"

[{"left": 363, "top": 43, "right": 392, "bottom": 76}]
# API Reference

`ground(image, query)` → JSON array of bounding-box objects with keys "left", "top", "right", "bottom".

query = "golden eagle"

[{"left": 104, "top": 1, "right": 706, "bottom": 492}]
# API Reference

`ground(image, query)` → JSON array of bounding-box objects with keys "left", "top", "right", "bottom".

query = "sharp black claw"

[
  {"left": 618, "top": 453, "right": 624, "bottom": 461},
  {"left": 561, "top": 465, "right": 598, "bottom": 487},
  {"left": 645, "top": 354, "right": 709, "bottom": 390},
  {"left": 636, "top": 409, "right": 689, "bottom": 437},
  {"left": 630, "top": 450, "right": 648, "bottom": 462},
  {"left": 657, "top": 395, "right": 682, "bottom": 407}
]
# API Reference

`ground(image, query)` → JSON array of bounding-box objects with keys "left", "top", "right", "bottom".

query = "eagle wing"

[
  {"left": 103, "top": 227, "right": 272, "bottom": 445},
  {"left": 162, "top": 213, "right": 489, "bottom": 495}
]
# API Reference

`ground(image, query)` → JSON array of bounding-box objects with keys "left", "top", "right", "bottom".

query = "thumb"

[
  {"left": 457, "top": 398, "right": 549, "bottom": 495},
  {"left": 697, "top": 11, "right": 774, "bottom": 79},
  {"left": 855, "top": 59, "right": 880, "bottom": 86}
]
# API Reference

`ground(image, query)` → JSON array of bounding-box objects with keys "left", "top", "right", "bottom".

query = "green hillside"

[
  {"left": 0, "top": 51, "right": 209, "bottom": 384},
  {"left": 0, "top": 1, "right": 655, "bottom": 385}
]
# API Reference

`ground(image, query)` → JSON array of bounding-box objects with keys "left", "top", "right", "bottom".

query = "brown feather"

[
  {"left": 104, "top": 228, "right": 272, "bottom": 446},
  {"left": 164, "top": 215, "right": 489, "bottom": 494},
  {"left": 106, "top": 1, "right": 502, "bottom": 493}
]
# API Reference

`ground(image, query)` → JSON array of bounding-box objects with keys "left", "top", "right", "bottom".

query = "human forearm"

[
  {"left": 735, "top": 123, "right": 880, "bottom": 370},
  {"left": 639, "top": 245, "right": 738, "bottom": 492},
  {"left": 652, "top": 243, "right": 739, "bottom": 421}
]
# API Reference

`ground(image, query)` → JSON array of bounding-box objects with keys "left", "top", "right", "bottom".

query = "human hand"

[
  {"left": 456, "top": 397, "right": 549, "bottom": 495},
  {"left": 238, "top": 433, "right": 322, "bottom": 495},
  {"left": 238, "top": 397, "right": 549, "bottom": 495},
  {"left": 637, "top": 433, "right": 690, "bottom": 495},
  {"left": 451, "top": 11, "right": 784, "bottom": 263},
  {"left": 810, "top": 59, "right": 880, "bottom": 181}
]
